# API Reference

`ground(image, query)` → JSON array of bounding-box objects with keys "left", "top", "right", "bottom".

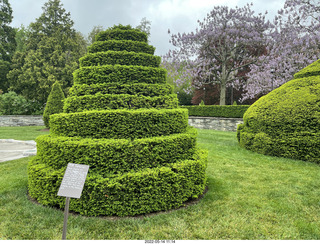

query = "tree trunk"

[{"left": 219, "top": 81, "right": 226, "bottom": 105}]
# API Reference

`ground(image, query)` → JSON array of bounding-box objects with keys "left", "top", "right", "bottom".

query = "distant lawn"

[
  {"left": 0, "top": 126, "right": 49, "bottom": 141},
  {"left": 0, "top": 128, "right": 320, "bottom": 240}
]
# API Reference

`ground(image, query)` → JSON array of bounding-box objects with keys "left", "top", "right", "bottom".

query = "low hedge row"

[
  {"left": 69, "top": 83, "right": 173, "bottom": 97},
  {"left": 50, "top": 108, "right": 189, "bottom": 139},
  {"left": 79, "top": 51, "right": 161, "bottom": 68},
  {"left": 35, "top": 127, "right": 197, "bottom": 176},
  {"left": 96, "top": 28, "right": 148, "bottom": 43},
  {"left": 184, "top": 105, "right": 250, "bottom": 118},
  {"left": 28, "top": 148, "right": 207, "bottom": 216},
  {"left": 87, "top": 40, "right": 155, "bottom": 55},
  {"left": 63, "top": 94, "right": 179, "bottom": 113},
  {"left": 73, "top": 65, "right": 167, "bottom": 85}
]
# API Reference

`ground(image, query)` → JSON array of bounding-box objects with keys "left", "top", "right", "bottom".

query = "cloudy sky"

[{"left": 10, "top": 0, "right": 286, "bottom": 56}]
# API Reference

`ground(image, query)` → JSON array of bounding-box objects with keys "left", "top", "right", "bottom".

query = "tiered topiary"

[
  {"left": 237, "top": 59, "right": 320, "bottom": 163},
  {"left": 28, "top": 25, "right": 208, "bottom": 217}
]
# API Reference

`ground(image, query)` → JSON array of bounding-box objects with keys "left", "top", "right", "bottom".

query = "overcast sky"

[{"left": 10, "top": 0, "right": 286, "bottom": 56}]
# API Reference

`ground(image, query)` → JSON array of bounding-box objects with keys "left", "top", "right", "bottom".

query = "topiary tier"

[
  {"left": 237, "top": 59, "right": 320, "bottom": 163},
  {"left": 28, "top": 25, "right": 208, "bottom": 217}
]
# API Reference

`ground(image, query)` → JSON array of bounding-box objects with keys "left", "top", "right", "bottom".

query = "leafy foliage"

[
  {"left": 0, "top": 91, "right": 42, "bottom": 115},
  {"left": 164, "top": 3, "right": 272, "bottom": 105},
  {"left": 7, "top": 0, "right": 86, "bottom": 105},
  {"left": 185, "top": 105, "right": 250, "bottom": 118},
  {"left": 0, "top": 0, "right": 16, "bottom": 92},
  {"left": 237, "top": 59, "right": 320, "bottom": 163},
  {"left": 43, "top": 81, "right": 65, "bottom": 128},
  {"left": 28, "top": 24, "right": 207, "bottom": 216}
]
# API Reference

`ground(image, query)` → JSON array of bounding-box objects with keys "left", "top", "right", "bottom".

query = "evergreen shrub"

[
  {"left": 50, "top": 108, "right": 189, "bottom": 139},
  {"left": 69, "top": 83, "right": 173, "bottom": 97},
  {"left": 73, "top": 65, "right": 167, "bottom": 85},
  {"left": 35, "top": 128, "right": 197, "bottom": 176},
  {"left": 43, "top": 81, "right": 65, "bottom": 128},
  {"left": 63, "top": 93, "right": 179, "bottom": 112},
  {"left": 28, "top": 24, "right": 207, "bottom": 216},
  {"left": 80, "top": 51, "right": 161, "bottom": 68},
  {"left": 28, "top": 148, "right": 207, "bottom": 217},
  {"left": 237, "top": 60, "right": 320, "bottom": 163},
  {"left": 87, "top": 40, "right": 155, "bottom": 55}
]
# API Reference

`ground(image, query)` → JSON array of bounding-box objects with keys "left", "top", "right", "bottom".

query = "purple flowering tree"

[
  {"left": 163, "top": 3, "right": 273, "bottom": 105},
  {"left": 243, "top": 0, "right": 320, "bottom": 100}
]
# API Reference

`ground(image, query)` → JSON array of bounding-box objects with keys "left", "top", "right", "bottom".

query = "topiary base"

[{"left": 27, "top": 149, "right": 207, "bottom": 217}]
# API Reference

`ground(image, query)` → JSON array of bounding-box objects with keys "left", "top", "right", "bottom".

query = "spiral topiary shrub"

[
  {"left": 28, "top": 24, "right": 208, "bottom": 217},
  {"left": 237, "top": 59, "right": 320, "bottom": 163}
]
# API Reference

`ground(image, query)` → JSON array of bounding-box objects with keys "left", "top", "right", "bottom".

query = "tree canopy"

[
  {"left": 163, "top": 3, "right": 272, "bottom": 105},
  {"left": 7, "top": 0, "right": 86, "bottom": 105},
  {"left": 0, "top": 0, "right": 16, "bottom": 92}
]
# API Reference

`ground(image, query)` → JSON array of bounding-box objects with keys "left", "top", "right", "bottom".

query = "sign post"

[{"left": 58, "top": 163, "right": 89, "bottom": 240}]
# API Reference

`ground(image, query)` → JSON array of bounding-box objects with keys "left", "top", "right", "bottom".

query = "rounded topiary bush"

[
  {"left": 28, "top": 24, "right": 208, "bottom": 217},
  {"left": 237, "top": 59, "right": 320, "bottom": 163},
  {"left": 43, "top": 81, "right": 65, "bottom": 128}
]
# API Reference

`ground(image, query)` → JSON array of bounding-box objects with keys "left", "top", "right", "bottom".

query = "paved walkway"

[{"left": 0, "top": 139, "right": 37, "bottom": 163}]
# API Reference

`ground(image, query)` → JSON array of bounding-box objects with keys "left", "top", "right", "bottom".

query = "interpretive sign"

[
  {"left": 58, "top": 163, "right": 89, "bottom": 199},
  {"left": 58, "top": 163, "right": 89, "bottom": 240}
]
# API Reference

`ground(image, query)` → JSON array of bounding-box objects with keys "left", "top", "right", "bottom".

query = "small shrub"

[
  {"left": 0, "top": 91, "right": 37, "bottom": 115},
  {"left": 43, "top": 81, "right": 65, "bottom": 128}
]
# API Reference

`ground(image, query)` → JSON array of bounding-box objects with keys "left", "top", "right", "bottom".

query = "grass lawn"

[
  {"left": 0, "top": 126, "right": 49, "bottom": 141},
  {"left": 0, "top": 127, "right": 320, "bottom": 240}
]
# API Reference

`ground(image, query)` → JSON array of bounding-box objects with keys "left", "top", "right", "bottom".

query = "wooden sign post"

[{"left": 58, "top": 163, "right": 89, "bottom": 240}]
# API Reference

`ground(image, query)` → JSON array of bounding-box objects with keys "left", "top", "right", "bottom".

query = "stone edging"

[
  {"left": 188, "top": 116, "right": 243, "bottom": 131},
  {"left": 0, "top": 115, "right": 243, "bottom": 132}
]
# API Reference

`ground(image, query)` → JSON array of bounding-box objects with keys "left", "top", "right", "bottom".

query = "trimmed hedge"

[
  {"left": 50, "top": 108, "right": 189, "bottom": 139},
  {"left": 35, "top": 127, "right": 197, "bottom": 176},
  {"left": 28, "top": 24, "right": 208, "bottom": 217},
  {"left": 294, "top": 59, "right": 320, "bottom": 79},
  {"left": 73, "top": 65, "right": 167, "bottom": 85},
  {"left": 79, "top": 51, "right": 161, "bottom": 68},
  {"left": 237, "top": 60, "right": 320, "bottom": 163},
  {"left": 43, "top": 81, "right": 65, "bottom": 128},
  {"left": 69, "top": 83, "right": 173, "bottom": 97},
  {"left": 185, "top": 105, "right": 250, "bottom": 118},
  {"left": 95, "top": 28, "right": 148, "bottom": 43},
  {"left": 28, "top": 148, "right": 207, "bottom": 217},
  {"left": 63, "top": 94, "right": 179, "bottom": 113},
  {"left": 87, "top": 40, "right": 155, "bottom": 55}
]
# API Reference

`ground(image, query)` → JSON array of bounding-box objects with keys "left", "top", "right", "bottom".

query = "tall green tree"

[
  {"left": 0, "top": 0, "right": 16, "bottom": 92},
  {"left": 7, "top": 0, "right": 86, "bottom": 105}
]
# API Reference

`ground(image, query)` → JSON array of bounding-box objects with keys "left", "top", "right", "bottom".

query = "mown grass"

[
  {"left": 0, "top": 128, "right": 320, "bottom": 240},
  {"left": 0, "top": 126, "right": 49, "bottom": 140}
]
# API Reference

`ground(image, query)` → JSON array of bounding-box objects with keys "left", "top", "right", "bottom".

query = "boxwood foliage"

[
  {"left": 50, "top": 109, "right": 189, "bottom": 139},
  {"left": 43, "top": 81, "right": 65, "bottom": 128},
  {"left": 73, "top": 65, "right": 167, "bottom": 85},
  {"left": 28, "top": 148, "right": 207, "bottom": 217},
  {"left": 88, "top": 40, "right": 155, "bottom": 55},
  {"left": 69, "top": 83, "right": 173, "bottom": 97},
  {"left": 28, "top": 24, "right": 207, "bottom": 216},
  {"left": 35, "top": 127, "right": 197, "bottom": 176},
  {"left": 185, "top": 105, "right": 250, "bottom": 118},
  {"left": 237, "top": 59, "right": 320, "bottom": 163},
  {"left": 79, "top": 51, "right": 161, "bottom": 68},
  {"left": 63, "top": 94, "right": 179, "bottom": 113},
  {"left": 95, "top": 25, "right": 148, "bottom": 43}
]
